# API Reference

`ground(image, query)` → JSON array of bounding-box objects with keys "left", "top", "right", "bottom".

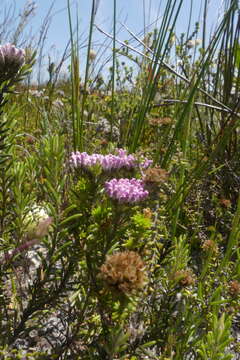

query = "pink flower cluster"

[
  {"left": 0, "top": 43, "right": 25, "bottom": 82},
  {"left": 70, "top": 149, "right": 136, "bottom": 171},
  {"left": 105, "top": 178, "right": 149, "bottom": 203},
  {"left": 0, "top": 44, "right": 25, "bottom": 71},
  {"left": 71, "top": 149, "right": 151, "bottom": 203}
]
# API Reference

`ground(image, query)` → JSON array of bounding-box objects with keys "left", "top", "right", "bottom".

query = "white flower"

[
  {"left": 187, "top": 39, "right": 201, "bottom": 48},
  {"left": 56, "top": 89, "right": 65, "bottom": 97},
  {"left": 24, "top": 205, "right": 52, "bottom": 239},
  {"left": 187, "top": 40, "right": 195, "bottom": 48},
  {"left": 29, "top": 89, "right": 44, "bottom": 97},
  {"left": 89, "top": 49, "right": 96, "bottom": 61},
  {"left": 27, "top": 206, "right": 48, "bottom": 222},
  {"left": 52, "top": 99, "right": 64, "bottom": 108}
]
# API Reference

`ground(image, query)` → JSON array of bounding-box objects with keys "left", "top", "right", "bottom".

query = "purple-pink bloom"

[
  {"left": 70, "top": 149, "right": 154, "bottom": 173},
  {"left": 105, "top": 178, "right": 149, "bottom": 203},
  {"left": 140, "top": 158, "right": 153, "bottom": 169},
  {"left": 0, "top": 43, "right": 25, "bottom": 81},
  {"left": 70, "top": 149, "right": 137, "bottom": 171},
  {"left": 0, "top": 44, "right": 25, "bottom": 67},
  {"left": 0, "top": 44, "right": 25, "bottom": 66}
]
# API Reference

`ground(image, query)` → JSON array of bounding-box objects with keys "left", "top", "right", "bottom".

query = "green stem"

[{"left": 110, "top": 0, "right": 117, "bottom": 141}]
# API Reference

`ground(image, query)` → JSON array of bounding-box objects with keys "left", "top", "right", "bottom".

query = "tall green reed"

[
  {"left": 128, "top": 0, "right": 184, "bottom": 153},
  {"left": 67, "top": 0, "right": 99, "bottom": 151},
  {"left": 67, "top": 0, "right": 80, "bottom": 151},
  {"left": 110, "top": 0, "right": 117, "bottom": 141},
  {"left": 163, "top": 1, "right": 240, "bottom": 213}
]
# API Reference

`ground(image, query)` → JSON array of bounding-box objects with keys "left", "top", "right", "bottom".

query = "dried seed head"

[
  {"left": 171, "top": 269, "right": 195, "bottom": 287},
  {"left": 25, "top": 135, "right": 35, "bottom": 144},
  {"left": 99, "top": 251, "right": 147, "bottom": 295},
  {"left": 229, "top": 280, "right": 240, "bottom": 297},
  {"left": 143, "top": 166, "right": 169, "bottom": 185},
  {"left": 219, "top": 198, "right": 231, "bottom": 208},
  {"left": 143, "top": 208, "right": 152, "bottom": 219},
  {"left": 201, "top": 239, "right": 219, "bottom": 255}
]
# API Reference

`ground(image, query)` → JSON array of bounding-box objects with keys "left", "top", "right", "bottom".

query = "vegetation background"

[{"left": 0, "top": 0, "right": 240, "bottom": 359}]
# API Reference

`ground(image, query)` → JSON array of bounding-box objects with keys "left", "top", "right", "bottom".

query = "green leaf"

[{"left": 60, "top": 213, "right": 83, "bottom": 226}]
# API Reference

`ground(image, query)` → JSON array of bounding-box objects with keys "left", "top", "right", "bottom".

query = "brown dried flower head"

[
  {"left": 143, "top": 208, "right": 153, "bottom": 219},
  {"left": 25, "top": 135, "right": 35, "bottom": 145},
  {"left": 171, "top": 269, "right": 195, "bottom": 287},
  {"left": 100, "top": 139, "right": 108, "bottom": 146},
  {"left": 99, "top": 251, "right": 147, "bottom": 295},
  {"left": 229, "top": 280, "right": 240, "bottom": 297},
  {"left": 219, "top": 198, "right": 231, "bottom": 208},
  {"left": 201, "top": 239, "right": 219, "bottom": 255},
  {"left": 143, "top": 166, "right": 169, "bottom": 185}
]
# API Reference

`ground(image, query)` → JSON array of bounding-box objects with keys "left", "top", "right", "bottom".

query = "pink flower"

[
  {"left": 105, "top": 178, "right": 149, "bottom": 203},
  {"left": 0, "top": 43, "right": 25, "bottom": 81},
  {"left": 70, "top": 149, "right": 137, "bottom": 171}
]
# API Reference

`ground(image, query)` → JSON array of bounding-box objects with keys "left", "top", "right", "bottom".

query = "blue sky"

[
  {"left": 0, "top": 0, "right": 223, "bottom": 82},
  {"left": 10, "top": 0, "right": 220, "bottom": 47}
]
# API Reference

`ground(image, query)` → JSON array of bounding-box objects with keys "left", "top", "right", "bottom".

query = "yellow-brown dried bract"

[
  {"left": 143, "top": 166, "right": 169, "bottom": 184},
  {"left": 143, "top": 208, "right": 153, "bottom": 219},
  {"left": 201, "top": 239, "right": 219, "bottom": 255},
  {"left": 149, "top": 117, "right": 172, "bottom": 126},
  {"left": 99, "top": 251, "right": 147, "bottom": 294},
  {"left": 170, "top": 269, "right": 195, "bottom": 287}
]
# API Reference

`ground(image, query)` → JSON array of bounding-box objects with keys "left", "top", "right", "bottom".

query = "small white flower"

[
  {"left": 187, "top": 40, "right": 195, "bottom": 48},
  {"left": 52, "top": 98, "right": 64, "bottom": 108},
  {"left": 24, "top": 205, "right": 52, "bottom": 239},
  {"left": 29, "top": 89, "right": 44, "bottom": 98},
  {"left": 89, "top": 49, "right": 96, "bottom": 61},
  {"left": 56, "top": 89, "right": 65, "bottom": 97},
  {"left": 187, "top": 39, "right": 201, "bottom": 48}
]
